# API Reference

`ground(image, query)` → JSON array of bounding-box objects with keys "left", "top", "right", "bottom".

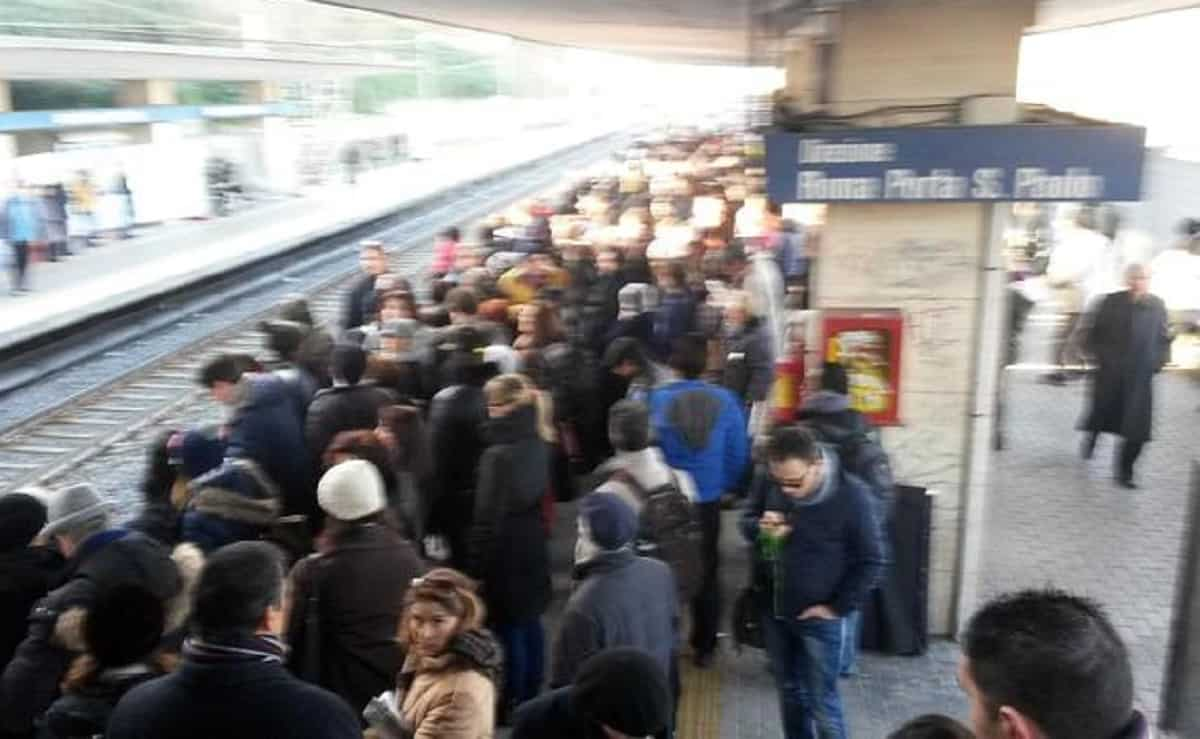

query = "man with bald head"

[{"left": 1080, "top": 263, "right": 1171, "bottom": 488}]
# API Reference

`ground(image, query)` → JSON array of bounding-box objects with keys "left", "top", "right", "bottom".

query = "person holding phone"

[{"left": 739, "top": 425, "right": 886, "bottom": 739}]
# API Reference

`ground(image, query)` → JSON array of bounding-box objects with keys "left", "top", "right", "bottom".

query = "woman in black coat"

[
  {"left": 427, "top": 333, "right": 493, "bottom": 569},
  {"left": 467, "top": 374, "right": 551, "bottom": 718}
]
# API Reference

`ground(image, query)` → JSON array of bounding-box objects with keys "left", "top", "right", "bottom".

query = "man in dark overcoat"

[{"left": 1081, "top": 263, "right": 1171, "bottom": 488}]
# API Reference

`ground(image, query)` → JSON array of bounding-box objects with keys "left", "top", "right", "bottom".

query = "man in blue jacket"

[
  {"left": 740, "top": 425, "right": 886, "bottom": 739},
  {"left": 4, "top": 183, "right": 47, "bottom": 294},
  {"left": 648, "top": 333, "right": 748, "bottom": 667}
]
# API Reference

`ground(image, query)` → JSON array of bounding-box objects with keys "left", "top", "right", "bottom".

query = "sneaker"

[{"left": 1118, "top": 478, "right": 1138, "bottom": 490}]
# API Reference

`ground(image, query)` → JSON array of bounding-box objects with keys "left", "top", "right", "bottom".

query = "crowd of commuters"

[
  {"left": 3, "top": 171, "right": 134, "bottom": 295},
  {"left": 0, "top": 132, "right": 1158, "bottom": 739}
]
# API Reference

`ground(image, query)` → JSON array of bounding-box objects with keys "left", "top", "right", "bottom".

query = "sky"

[{"left": 1018, "top": 7, "right": 1199, "bottom": 158}]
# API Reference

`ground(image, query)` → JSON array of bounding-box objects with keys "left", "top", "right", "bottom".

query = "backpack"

[
  {"left": 609, "top": 469, "right": 704, "bottom": 601},
  {"left": 804, "top": 420, "right": 895, "bottom": 519}
]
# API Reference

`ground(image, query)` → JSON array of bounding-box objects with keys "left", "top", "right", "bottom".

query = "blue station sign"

[{"left": 765, "top": 124, "right": 1147, "bottom": 203}]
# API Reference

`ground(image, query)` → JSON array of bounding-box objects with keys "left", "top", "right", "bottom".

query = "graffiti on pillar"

[
  {"left": 832, "top": 238, "right": 976, "bottom": 296},
  {"left": 908, "top": 302, "right": 968, "bottom": 366}
]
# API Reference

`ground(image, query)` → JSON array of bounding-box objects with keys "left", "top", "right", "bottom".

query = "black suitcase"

[{"left": 861, "top": 484, "right": 931, "bottom": 655}]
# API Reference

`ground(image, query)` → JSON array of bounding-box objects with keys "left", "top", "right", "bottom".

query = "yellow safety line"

[{"left": 677, "top": 657, "right": 722, "bottom": 738}]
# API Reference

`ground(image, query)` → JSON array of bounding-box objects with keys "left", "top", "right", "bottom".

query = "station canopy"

[{"left": 317, "top": 1, "right": 1200, "bottom": 64}]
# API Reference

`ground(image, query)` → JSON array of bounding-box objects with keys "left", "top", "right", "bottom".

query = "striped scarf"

[{"left": 183, "top": 634, "right": 286, "bottom": 665}]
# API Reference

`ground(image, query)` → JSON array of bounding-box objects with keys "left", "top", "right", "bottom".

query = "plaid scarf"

[{"left": 183, "top": 634, "right": 286, "bottom": 665}]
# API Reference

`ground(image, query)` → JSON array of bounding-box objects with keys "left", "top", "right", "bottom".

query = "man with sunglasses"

[{"left": 739, "top": 425, "right": 886, "bottom": 739}]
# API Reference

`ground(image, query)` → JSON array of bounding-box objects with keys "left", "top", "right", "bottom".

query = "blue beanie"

[
  {"left": 579, "top": 492, "right": 638, "bottom": 551},
  {"left": 178, "top": 431, "right": 224, "bottom": 479}
]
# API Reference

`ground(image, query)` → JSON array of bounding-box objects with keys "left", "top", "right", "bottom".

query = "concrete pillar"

[
  {"left": 0, "top": 80, "right": 15, "bottom": 172},
  {"left": 809, "top": 0, "right": 1035, "bottom": 635},
  {"left": 117, "top": 79, "right": 177, "bottom": 107}
]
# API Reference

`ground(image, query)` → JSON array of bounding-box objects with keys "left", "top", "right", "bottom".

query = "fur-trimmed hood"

[{"left": 53, "top": 542, "right": 203, "bottom": 653}]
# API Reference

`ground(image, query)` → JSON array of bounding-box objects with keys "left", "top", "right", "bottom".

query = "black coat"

[
  {"left": 304, "top": 383, "right": 396, "bottom": 464},
  {"left": 468, "top": 405, "right": 552, "bottom": 624},
  {"left": 1082, "top": 291, "right": 1171, "bottom": 443},
  {"left": 583, "top": 273, "right": 624, "bottom": 352},
  {"left": 511, "top": 687, "right": 594, "bottom": 739},
  {"left": 342, "top": 273, "right": 377, "bottom": 331},
  {"left": 511, "top": 686, "right": 668, "bottom": 739},
  {"left": 550, "top": 550, "right": 677, "bottom": 688},
  {"left": 1, "top": 531, "right": 179, "bottom": 735},
  {"left": 105, "top": 657, "right": 360, "bottom": 739},
  {"left": 286, "top": 524, "right": 424, "bottom": 716},
  {"left": 721, "top": 317, "right": 775, "bottom": 405},
  {"left": 0, "top": 546, "right": 61, "bottom": 675},
  {"left": 43, "top": 665, "right": 162, "bottom": 739},
  {"left": 427, "top": 382, "right": 488, "bottom": 562}
]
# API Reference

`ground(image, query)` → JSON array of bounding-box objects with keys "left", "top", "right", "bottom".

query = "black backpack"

[
  {"left": 804, "top": 420, "right": 895, "bottom": 519},
  {"left": 609, "top": 469, "right": 704, "bottom": 601}
]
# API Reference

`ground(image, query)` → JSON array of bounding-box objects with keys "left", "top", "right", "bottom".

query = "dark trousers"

[
  {"left": 762, "top": 613, "right": 848, "bottom": 739},
  {"left": 1118, "top": 439, "right": 1145, "bottom": 483},
  {"left": 9, "top": 241, "right": 28, "bottom": 291},
  {"left": 1054, "top": 311, "right": 1085, "bottom": 371},
  {"left": 691, "top": 500, "right": 722, "bottom": 657},
  {"left": 494, "top": 619, "right": 545, "bottom": 709}
]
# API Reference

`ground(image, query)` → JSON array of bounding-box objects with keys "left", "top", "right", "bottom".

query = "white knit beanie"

[{"left": 317, "top": 459, "right": 386, "bottom": 521}]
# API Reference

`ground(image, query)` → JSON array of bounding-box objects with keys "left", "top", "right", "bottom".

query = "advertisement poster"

[{"left": 822, "top": 310, "right": 904, "bottom": 426}]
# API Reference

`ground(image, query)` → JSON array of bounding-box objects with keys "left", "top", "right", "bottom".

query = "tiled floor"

[{"left": 717, "top": 368, "right": 1197, "bottom": 737}]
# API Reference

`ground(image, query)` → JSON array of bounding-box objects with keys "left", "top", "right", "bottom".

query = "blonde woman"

[
  {"left": 364, "top": 568, "right": 502, "bottom": 739},
  {"left": 467, "top": 373, "right": 552, "bottom": 721}
]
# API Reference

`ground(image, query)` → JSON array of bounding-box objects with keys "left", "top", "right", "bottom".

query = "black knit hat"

[
  {"left": 569, "top": 648, "right": 671, "bottom": 735},
  {"left": 0, "top": 493, "right": 47, "bottom": 552},
  {"left": 86, "top": 584, "right": 165, "bottom": 668}
]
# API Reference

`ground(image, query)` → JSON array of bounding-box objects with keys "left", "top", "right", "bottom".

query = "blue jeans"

[
  {"left": 839, "top": 610, "right": 861, "bottom": 676},
  {"left": 762, "top": 612, "right": 847, "bottom": 739},
  {"left": 494, "top": 619, "right": 545, "bottom": 709}
]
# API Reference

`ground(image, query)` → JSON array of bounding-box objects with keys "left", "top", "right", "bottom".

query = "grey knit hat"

[{"left": 40, "top": 483, "right": 113, "bottom": 539}]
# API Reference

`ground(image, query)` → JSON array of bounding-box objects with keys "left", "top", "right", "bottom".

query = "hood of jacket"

[
  {"left": 573, "top": 546, "right": 635, "bottom": 580},
  {"left": 799, "top": 390, "right": 851, "bottom": 415},
  {"left": 483, "top": 403, "right": 539, "bottom": 446},
  {"left": 188, "top": 458, "right": 282, "bottom": 526}
]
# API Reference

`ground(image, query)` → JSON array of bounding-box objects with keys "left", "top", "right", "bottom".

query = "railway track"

[{"left": 0, "top": 133, "right": 628, "bottom": 501}]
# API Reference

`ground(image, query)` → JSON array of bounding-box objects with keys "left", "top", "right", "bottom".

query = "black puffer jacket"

[
  {"left": 467, "top": 404, "right": 551, "bottom": 624},
  {"left": 0, "top": 546, "right": 62, "bottom": 675},
  {"left": 42, "top": 664, "right": 165, "bottom": 739},
  {"left": 794, "top": 391, "right": 872, "bottom": 444},
  {"left": 0, "top": 530, "right": 180, "bottom": 736},
  {"left": 226, "top": 374, "right": 313, "bottom": 521},
  {"left": 285, "top": 524, "right": 424, "bottom": 716},
  {"left": 304, "top": 383, "right": 396, "bottom": 464}
]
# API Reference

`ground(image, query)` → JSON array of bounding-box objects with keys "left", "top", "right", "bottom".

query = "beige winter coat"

[{"left": 398, "top": 651, "right": 495, "bottom": 739}]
